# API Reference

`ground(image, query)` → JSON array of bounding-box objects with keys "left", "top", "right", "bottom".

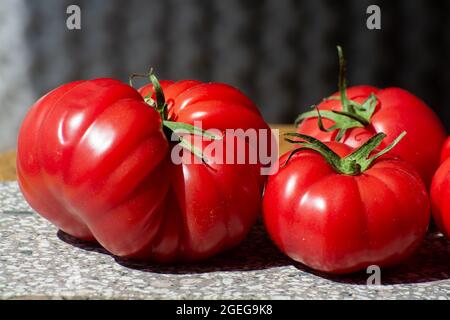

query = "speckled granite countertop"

[{"left": 1, "top": 182, "right": 449, "bottom": 300}]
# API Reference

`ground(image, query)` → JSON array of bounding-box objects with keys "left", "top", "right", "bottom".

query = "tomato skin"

[
  {"left": 17, "top": 78, "right": 269, "bottom": 262},
  {"left": 430, "top": 158, "right": 450, "bottom": 239},
  {"left": 439, "top": 136, "right": 450, "bottom": 164},
  {"left": 139, "top": 81, "right": 269, "bottom": 131},
  {"left": 297, "top": 86, "right": 447, "bottom": 186},
  {"left": 263, "top": 142, "right": 430, "bottom": 274}
]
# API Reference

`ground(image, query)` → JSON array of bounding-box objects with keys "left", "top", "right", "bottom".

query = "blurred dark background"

[{"left": 0, "top": 0, "right": 449, "bottom": 150}]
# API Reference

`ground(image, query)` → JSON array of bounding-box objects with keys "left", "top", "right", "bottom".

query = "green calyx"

[
  {"left": 283, "top": 131, "right": 406, "bottom": 175},
  {"left": 129, "top": 70, "right": 168, "bottom": 119},
  {"left": 295, "top": 46, "right": 378, "bottom": 141},
  {"left": 129, "top": 70, "right": 222, "bottom": 162}
]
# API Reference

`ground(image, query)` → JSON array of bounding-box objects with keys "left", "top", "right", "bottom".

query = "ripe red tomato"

[
  {"left": 263, "top": 133, "right": 430, "bottom": 274},
  {"left": 431, "top": 158, "right": 450, "bottom": 239},
  {"left": 439, "top": 136, "right": 450, "bottom": 164},
  {"left": 17, "top": 77, "right": 271, "bottom": 262},
  {"left": 138, "top": 80, "right": 269, "bottom": 132},
  {"left": 296, "top": 48, "right": 446, "bottom": 186}
]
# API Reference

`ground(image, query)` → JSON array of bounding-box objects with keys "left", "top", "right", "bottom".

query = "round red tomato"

[
  {"left": 263, "top": 133, "right": 430, "bottom": 274},
  {"left": 439, "top": 136, "right": 450, "bottom": 164},
  {"left": 296, "top": 48, "right": 446, "bottom": 186},
  {"left": 17, "top": 77, "right": 271, "bottom": 262},
  {"left": 431, "top": 158, "right": 450, "bottom": 239}
]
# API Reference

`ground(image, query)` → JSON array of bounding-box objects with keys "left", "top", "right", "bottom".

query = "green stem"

[
  {"left": 163, "top": 120, "right": 222, "bottom": 140},
  {"left": 138, "top": 70, "right": 222, "bottom": 163},
  {"left": 284, "top": 131, "right": 406, "bottom": 175},
  {"left": 149, "top": 73, "right": 167, "bottom": 119},
  {"left": 337, "top": 45, "right": 352, "bottom": 114},
  {"left": 295, "top": 45, "right": 379, "bottom": 141}
]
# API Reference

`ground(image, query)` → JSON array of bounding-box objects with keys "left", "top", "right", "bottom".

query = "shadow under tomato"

[
  {"left": 57, "top": 220, "right": 293, "bottom": 274},
  {"left": 57, "top": 222, "right": 450, "bottom": 283},
  {"left": 291, "top": 231, "right": 450, "bottom": 285}
]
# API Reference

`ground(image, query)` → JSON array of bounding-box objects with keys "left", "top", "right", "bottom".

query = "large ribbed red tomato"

[
  {"left": 263, "top": 133, "right": 430, "bottom": 274},
  {"left": 296, "top": 47, "right": 446, "bottom": 186},
  {"left": 17, "top": 77, "right": 271, "bottom": 262}
]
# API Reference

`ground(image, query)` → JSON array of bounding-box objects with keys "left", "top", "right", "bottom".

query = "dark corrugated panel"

[{"left": 23, "top": 0, "right": 450, "bottom": 129}]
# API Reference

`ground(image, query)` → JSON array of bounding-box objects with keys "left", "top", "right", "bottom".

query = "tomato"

[
  {"left": 430, "top": 157, "right": 450, "bottom": 239},
  {"left": 17, "top": 76, "right": 271, "bottom": 262},
  {"left": 296, "top": 47, "right": 446, "bottom": 186},
  {"left": 138, "top": 80, "right": 269, "bottom": 133},
  {"left": 263, "top": 132, "right": 430, "bottom": 274},
  {"left": 439, "top": 136, "right": 450, "bottom": 164}
]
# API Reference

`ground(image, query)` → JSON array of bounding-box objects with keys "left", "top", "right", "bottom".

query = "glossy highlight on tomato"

[{"left": 17, "top": 77, "right": 271, "bottom": 262}]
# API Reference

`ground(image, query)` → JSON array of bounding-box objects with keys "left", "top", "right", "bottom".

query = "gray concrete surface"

[{"left": 0, "top": 182, "right": 449, "bottom": 299}]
